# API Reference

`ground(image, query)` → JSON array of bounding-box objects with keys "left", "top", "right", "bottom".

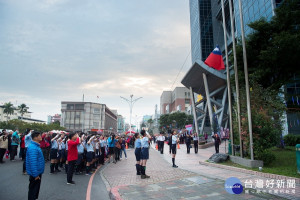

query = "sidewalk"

[
  {"left": 100, "top": 144, "right": 293, "bottom": 200},
  {"left": 157, "top": 142, "right": 300, "bottom": 200}
]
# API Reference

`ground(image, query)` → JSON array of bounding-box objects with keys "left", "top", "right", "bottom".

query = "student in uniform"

[
  {"left": 134, "top": 133, "right": 141, "bottom": 175},
  {"left": 171, "top": 130, "right": 179, "bottom": 168},
  {"left": 158, "top": 132, "right": 165, "bottom": 154},
  {"left": 49, "top": 133, "right": 60, "bottom": 174},
  {"left": 140, "top": 130, "right": 151, "bottom": 179},
  {"left": 75, "top": 134, "right": 85, "bottom": 175},
  {"left": 85, "top": 135, "right": 95, "bottom": 175},
  {"left": 99, "top": 135, "right": 106, "bottom": 165},
  {"left": 193, "top": 132, "right": 199, "bottom": 154}
]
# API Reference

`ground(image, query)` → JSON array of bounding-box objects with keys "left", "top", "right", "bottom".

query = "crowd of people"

[
  {"left": 0, "top": 128, "right": 133, "bottom": 200},
  {"left": 0, "top": 127, "right": 224, "bottom": 200}
]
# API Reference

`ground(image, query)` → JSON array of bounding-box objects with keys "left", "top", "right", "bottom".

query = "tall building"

[
  {"left": 117, "top": 115, "right": 125, "bottom": 133},
  {"left": 186, "top": 0, "right": 290, "bottom": 134},
  {"left": 189, "top": 0, "right": 282, "bottom": 64},
  {"left": 61, "top": 101, "right": 117, "bottom": 133},
  {"left": 160, "top": 87, "right": 191, "bottom": 115}
]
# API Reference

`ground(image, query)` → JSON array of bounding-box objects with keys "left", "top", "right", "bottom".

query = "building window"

[
  {"left": 67, "top": 104, "right": 74, "bottom": 110},
  {"left": 75, "top": 104, "right": 84, "bottom": 110},
  {"left": 75, "top": 114, "right": 80, "bottom": 119},
  {"left": 93, "top": 122, "right": 99, "bottom": 127},
  {"left": 94, "top": 108, "right": 100, "bottom": 114},
  {"left": 185, "top": 99, "right": 190, "bottom": 104}
]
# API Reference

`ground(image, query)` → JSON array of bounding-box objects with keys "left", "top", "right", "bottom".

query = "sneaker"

[
  {"left": 55, "top": 169, "right": 61, "bottom": 172},
  {"left": 75, "top": 172, "right": 80, "bottom": 175},
  {"left": 172, "top": 165, "right": 178, "bottom": 168},
  {"left": 125, "top": 157, "right": 127, "bottom": 159},
  {"left": 23, "top": 172, "right": 27, "bottom": 175},
  {"left": 141, "top": 175, "right": 146, "bottom": 179},
  {"left": 67, "top": 181, "right": 75, "bottom": 185},
  {"left": 49, "top": 172, "right": 54, "bottom": 174},
  {"left": 144, "top": 174, "right": 150, "bottom": 178},
  {"left": 85, "top": 173, "right": 92, "bottom": 176}
]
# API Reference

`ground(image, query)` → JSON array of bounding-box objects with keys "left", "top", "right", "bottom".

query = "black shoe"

[
  {"left": 137, "top": 172, "right": 141, "bottom": 175},
  {"left": 172, "top": 165, "right": 178, "bottom": 168},
  {"left": 67, "top": 181, "right": 75, "bottom": 185},
  {"left": 55, "top": 169, "right": 61, "bottom": 172}
]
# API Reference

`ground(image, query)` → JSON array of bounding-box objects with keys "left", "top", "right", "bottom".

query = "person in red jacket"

[{"left": 67, "top": 132, "right": 80, "bottom": 185}]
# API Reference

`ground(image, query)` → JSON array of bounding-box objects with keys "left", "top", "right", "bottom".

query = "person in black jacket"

[
  {"left": 212, "top": 133, "right": 221, "bottom": 153},
  {"left": 185, "top": 134, "right": 191, "bottom": 154}
]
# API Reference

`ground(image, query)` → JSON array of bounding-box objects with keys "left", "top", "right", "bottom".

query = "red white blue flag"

[{"left": 204, "top": 46, "right": 225, "bottom": 70}]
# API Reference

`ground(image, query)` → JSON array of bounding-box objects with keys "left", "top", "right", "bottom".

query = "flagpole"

[
  {"left": 229, "top": 0, "right": 242, "bottom": 157},
  {"left": 221, "top": 0, "right": 233, "bottom": 155},
  {"left": 238, "top": 0, "right": 254, "bottom": 160}
]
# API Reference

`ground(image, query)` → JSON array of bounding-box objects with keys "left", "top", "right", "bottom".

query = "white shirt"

[
  {"left": 172, "top": 135, "right": 177, "bottom": 144},
  {"left": 157, "top": 136, "right": 165, "bottom": 141}
]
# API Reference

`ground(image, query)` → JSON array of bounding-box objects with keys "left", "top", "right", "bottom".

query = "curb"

[{"left": 199, "top": 160, "right": 300, "bottom": 184}]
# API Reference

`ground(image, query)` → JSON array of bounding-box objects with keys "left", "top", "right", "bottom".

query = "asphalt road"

[{"left": 0, "top": 158, "right": 110, "bottom": 200}]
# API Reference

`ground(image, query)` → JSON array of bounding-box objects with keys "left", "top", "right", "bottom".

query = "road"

[{"left": 0, "top": 158, "right": 109, "bottom": 200}]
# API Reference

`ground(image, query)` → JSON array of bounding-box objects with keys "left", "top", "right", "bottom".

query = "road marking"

[{"left": 86, "top": 165, "right": 101, "bottom": 200}]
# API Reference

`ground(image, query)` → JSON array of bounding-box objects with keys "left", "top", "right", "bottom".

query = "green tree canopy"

[
  {"left": 234, "top": 0, "right": 300, "bottom": 90},
  {"left": 159, "top": 112, "right": 193, "bottom": 130},
  {"left": 18, "top": 103, "right": 28, "bottom": 118},
  {"left": 3, "top": 102, "right": 14, "bottom": 121}
]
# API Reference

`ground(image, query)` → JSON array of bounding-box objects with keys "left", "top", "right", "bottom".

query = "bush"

[
  {"left": 256, "top": 149, "right": 276, "bottom": 166},
  {"left": 284, "top": 134, "right": 300, "bottom": 146}
]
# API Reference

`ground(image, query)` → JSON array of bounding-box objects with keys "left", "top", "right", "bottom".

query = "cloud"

[{"left": 0, "top": 0, "right": 191, "bottom": 122}]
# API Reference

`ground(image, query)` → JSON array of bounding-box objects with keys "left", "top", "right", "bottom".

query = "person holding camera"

[
  {"left": 26, "top": 131, "right": 44, "bottom": 200},
  {"left": 0, "top": 130, "right": 8, "bottom": 163}
]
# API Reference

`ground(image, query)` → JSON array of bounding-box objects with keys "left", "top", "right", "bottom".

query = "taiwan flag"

[{"left": 204, "top": 46, "right": 225, "bottom": 70}]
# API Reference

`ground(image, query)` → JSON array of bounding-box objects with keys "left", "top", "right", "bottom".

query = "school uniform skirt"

[
  {"left": 135, "top": 148, "right": 141, "bottom": 161},
  {"left": 141, "top": 147, "right": 149, "bottom": 160}
]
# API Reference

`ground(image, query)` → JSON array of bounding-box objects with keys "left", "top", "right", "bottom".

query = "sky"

[{"left": 0, "top": 0, "right": 192, "bottom": 124}]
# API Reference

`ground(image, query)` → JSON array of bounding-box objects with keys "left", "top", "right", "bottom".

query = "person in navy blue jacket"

[{"left": 26, "top": 131, "right": 45, "bottom": 200}]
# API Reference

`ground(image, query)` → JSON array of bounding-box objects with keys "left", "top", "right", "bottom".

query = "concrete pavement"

[{"left": 100, "top": 145, "right": 289, "bottom": 200}]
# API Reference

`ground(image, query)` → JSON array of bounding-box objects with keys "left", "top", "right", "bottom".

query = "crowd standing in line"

[{"left": 0, "top": 127, "right": 225, "bottom": 200}]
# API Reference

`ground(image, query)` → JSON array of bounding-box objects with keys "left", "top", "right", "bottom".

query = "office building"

[
  {"left": 160, "top": 87, "right": 191, "bottom": 115},
  {"left": 61, "top": 101, "right": 117, "bottom": 133}
]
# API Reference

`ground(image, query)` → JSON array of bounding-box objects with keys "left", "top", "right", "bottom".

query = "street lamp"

[{"left": 120, "top": 95, "right": 142, "bottom": 135}]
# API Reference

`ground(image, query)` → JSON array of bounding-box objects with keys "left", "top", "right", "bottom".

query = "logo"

[{"left": 225, "top": 177, "right": 243, "bottom": 194}]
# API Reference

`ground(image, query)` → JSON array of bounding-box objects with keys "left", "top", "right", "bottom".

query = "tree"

[
  {"left": 234, "top": 0, "right": 300, "bottom": 91},
  {"left": 3, "top": 102, "right": 14, "bottom": 121},
  {"left": 159, "top": 112, "right": 193, "bottom": 131},
  {"left": 18, "top": 103, "right": 28, "bottom": 120}
]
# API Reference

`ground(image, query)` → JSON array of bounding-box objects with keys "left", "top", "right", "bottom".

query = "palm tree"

[
  {"left": 18, "top": 103, "right": 28, "bottom": 120},
  {"left": 3, "top": 102, "right": 14, "bottom": 121}
]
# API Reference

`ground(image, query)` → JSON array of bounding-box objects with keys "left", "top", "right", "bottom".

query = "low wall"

[
  {"left": 230, "top": 155, "right": 263, "bottom": 168},
  {"left": 198, "top": 142, "right": 214, "bottom": 149}
]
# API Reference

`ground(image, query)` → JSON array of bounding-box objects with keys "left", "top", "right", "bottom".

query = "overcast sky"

[{"left": 0, "top": 0, "right": 191, "bottom": 124}]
